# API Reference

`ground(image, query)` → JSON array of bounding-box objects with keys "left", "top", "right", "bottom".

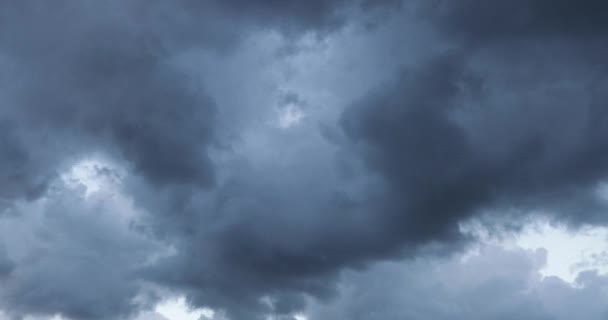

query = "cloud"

[
  {"left": 307, "top": 245, "right": 608, "bottom": 320},
  {"left": 338, "top": 44, "right": 608, "bottom": 242},
  {"left": 0, "top": 0, "right": 399, "bottom": 203},
  {"left": 134, "top": 312, "right": 170, "bottom": 320},
  {"left": 0, "top": 179, "right": 161, "bottom": 320},
  {"left": 1, "top": 1, "right": 607, "bottom": 319},
  {"left": 0, "top": 245, "right": 14, "bottom": 279},
  {"left": 0, "top": 1, "right": 220, "bottom": 208},
  {"left": 0, "top": 1, "right": 400, "bottom": 318},
  {"left": 427, "top": 0, "right": 608, "bottom": 45}
]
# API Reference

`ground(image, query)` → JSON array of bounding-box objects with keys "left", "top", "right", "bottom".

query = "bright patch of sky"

[
  {"left": 61, "top": 157, "right": 123, "bottom": 197},
  {"left": 277, "top": 102, "right": 305, "bottom": 129},
  {"left": 155, "top": 297, "right": 214, "bottom": 320},
  {"left": 517, "top": 223, "right": 608, "bottom": 282}
]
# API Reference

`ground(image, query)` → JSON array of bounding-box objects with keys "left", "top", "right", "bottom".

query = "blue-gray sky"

[{"left": 1, "top": 1, "right": 608, "bottom": 319}]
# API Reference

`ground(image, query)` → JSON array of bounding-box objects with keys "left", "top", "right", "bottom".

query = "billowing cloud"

[
  {"left": 307, "top": 245, "right": 608, "bottom": 320},
  {"left": 0, "top": 177, "right": 160, "bottom": 320},
  {"left": 0, "top": 0, "right": 396, "bottom": 204},
  {"left": 0, "top": 1, "right": 607, "bottom": 319}
]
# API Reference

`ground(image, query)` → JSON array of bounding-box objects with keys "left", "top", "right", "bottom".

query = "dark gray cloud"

[
  {"left": 1, "top": 0, "right": 608, "bottom": 319},
  {"left": 428, "top": 0, "right": 608, "bottom": 44},
  {"left": 0, "top": 124, "right": 51, "bottom": 204},
  {"left": 0, "top": 245, "right": 14, "bottom": 278},
  {"left": 0, "top": 1, "right": 399, "bottom": 319},
  {"left": 337, "top": 0, "right": 608, "bottom": 243},
  {"left": 0, "top": 0, "right": 394, "bottom": 204},
  {"left": 0, "top": 1, "right": 217, "bottom": 207},
  {"left": 339, "top": 48, "right": 608, "bottom": 243}
]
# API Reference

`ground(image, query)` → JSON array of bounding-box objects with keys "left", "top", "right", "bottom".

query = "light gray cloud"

[
  {"left": 0, "top": 179, "right": 161, "bottom": 320},
  {"left": 307, "top": 245, "right": 608, "bottom": 320}
]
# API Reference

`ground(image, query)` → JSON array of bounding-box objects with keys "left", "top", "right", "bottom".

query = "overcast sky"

[{"left": 1, "top": 1, "right": 608, "bottom": 319}]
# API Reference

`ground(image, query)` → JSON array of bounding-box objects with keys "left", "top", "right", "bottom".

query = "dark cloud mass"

[
  {"left": 0, "top": 0, "right": 381, "bottom": 203},
  {"left": 1, "top": 0, "right": 608, "bottom": 319},
  {"left": 0, "top": 245, "right": 14, "bottom": 278},
  {"left": 430, "top": 0, "right": 608, "bottom": 43}
]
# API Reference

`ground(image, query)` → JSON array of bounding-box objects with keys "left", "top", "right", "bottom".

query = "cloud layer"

[{"left": 1, "top": 1, "right": 607, "bottom": 319}]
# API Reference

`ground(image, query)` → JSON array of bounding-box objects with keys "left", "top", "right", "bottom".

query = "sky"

[{"left": 0, "top": 1, "right": 608, "bottom": 319}]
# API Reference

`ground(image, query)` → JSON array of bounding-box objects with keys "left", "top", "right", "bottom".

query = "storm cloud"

[
  {"left": 1, "top": 0, "right": 607, "bottom": 319},
  {"left": 307, "top": 245, "right": 608, "bottom": 320}
]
